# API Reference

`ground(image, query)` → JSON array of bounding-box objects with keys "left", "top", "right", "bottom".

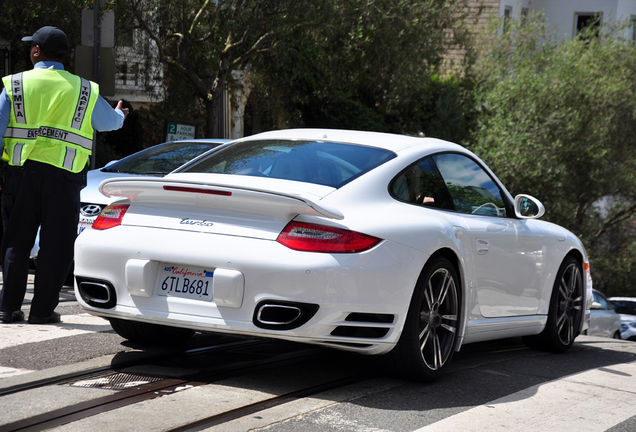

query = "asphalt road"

[{"left": 1, "top": 279, "right": 636, "bottom": 432}]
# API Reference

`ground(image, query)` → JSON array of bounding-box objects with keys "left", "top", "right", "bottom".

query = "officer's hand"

[{"left": 115, "top": 100, "right": 130, "bottom": 120}]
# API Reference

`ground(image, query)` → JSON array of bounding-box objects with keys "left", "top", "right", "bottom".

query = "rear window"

[
  {"left": 102, "top": 141, "right": 222, "bottom": 175},
  {"left": 612, "top": 300, "right": 636, "bottom": 315},
  {"left": 179, "top": 140, "right": 396, "bottom": 188}
]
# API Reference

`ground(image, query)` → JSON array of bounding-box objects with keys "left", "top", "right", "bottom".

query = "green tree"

[
  {"left": 247, "top": 0, "right": 473, "bottom": 136},
  {"left": 472, "top": 14, "right": 636, "bottom": 294},
  {"left": 122, "top": 0, "right": 282, "bottom": 138},
  {"left": 0, "top": 0, "right": 91, "bottom": 73}
]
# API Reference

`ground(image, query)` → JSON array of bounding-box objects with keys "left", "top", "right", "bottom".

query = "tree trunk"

[
  {"left": 206, "top": 98, "right": 218, "bottom": 138},
  {"left": 231, "top": 66, "right": 253, "bottom": 139}
]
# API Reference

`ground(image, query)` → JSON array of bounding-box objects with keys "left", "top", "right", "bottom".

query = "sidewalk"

[{"left": 416, "top": 350, "right": 636, "bottom": 432}]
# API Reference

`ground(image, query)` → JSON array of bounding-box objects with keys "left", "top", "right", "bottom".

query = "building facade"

[{"left": 492, "top": 0, "right": 636, "bottom": 39}]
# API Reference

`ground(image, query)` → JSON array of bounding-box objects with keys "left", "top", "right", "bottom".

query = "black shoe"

[
  {"left": 0, "top": 310, "right": 25, "bottom": 323},
  {"left": 28, "top": 312, "right": 61, "bottom": 324}
]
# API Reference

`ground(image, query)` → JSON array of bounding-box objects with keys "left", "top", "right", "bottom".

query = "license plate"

[
  {"left": 78, "top": 215, "right": 95, "bottom": 234},
  {"left": 155, "top": 264, "right": 214, "bottom": 301},
  {"left": 78, "top": 222, "right": 91, "bottom": 234}
]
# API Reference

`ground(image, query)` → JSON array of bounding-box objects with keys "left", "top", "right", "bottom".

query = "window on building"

[
  {"left": 521, "top": 8, "right": 529, "bottom": 20},
  {"left": 575, "top": 13, "right": 602, "bottom": 39},
  {"left": 503, "top": 6, "right": 513, "bottom": 32},
  {"left": 117, "top": 30, "right": 134, "bottom": 48},
  {"left": 631, "top": 16, "right": 636, "bottom": 42}
]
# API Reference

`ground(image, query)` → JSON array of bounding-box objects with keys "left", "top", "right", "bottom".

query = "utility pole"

[
  {"left": 91, "top": 0, "right": 101, "bottom": 169},
  {"left": 92, "top": 0, "right": 101, "bottom": 85}
]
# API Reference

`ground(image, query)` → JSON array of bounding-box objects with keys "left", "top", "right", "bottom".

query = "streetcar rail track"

[
  {"left": 166, "top": 373, "right": 371, "bottom": 432},
  {"left": 0, "top": 338, "right": 264, "bottom": 398},
  {"left": 0, "top": 340, "right": 347, "bottom": 432},
  {"left": 0, "top": 336, "right": 547, "bottom": 432}
]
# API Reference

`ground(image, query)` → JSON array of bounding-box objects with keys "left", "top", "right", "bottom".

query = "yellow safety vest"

[{"left": 2, "top": 68, "right": 99, "bottom": 173}]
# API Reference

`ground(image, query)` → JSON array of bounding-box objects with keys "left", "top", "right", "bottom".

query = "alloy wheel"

[
  {"left": 555, "top": 262, "right": 583, "bottom": 346},
  {"left": 419, "top": 267, "right": 459, "bottom": 371}
]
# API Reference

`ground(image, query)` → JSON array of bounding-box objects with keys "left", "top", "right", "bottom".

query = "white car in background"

[
  {"left": 77, "top": 139, "right": 230, "bottom": 233},
  {"left": 609, "top": 297, "right": 636, "bottom": 341},
  {"left": 30, "top": 139, "right": 229, "bottom": 260},
  {"left": 74, "top": 128, "right": 592, "bottom": 381},
  {"left": 586, "top": 290, "right": 621, "bottom": 339}
]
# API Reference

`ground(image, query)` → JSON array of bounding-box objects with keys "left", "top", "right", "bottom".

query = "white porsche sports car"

[{"left": 74, "top": 129, "right": 592, "bottom": 381}]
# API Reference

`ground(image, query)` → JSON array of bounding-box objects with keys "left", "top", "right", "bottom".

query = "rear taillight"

[
  {"left": 92, "top": 204, "right": 130, "bottom": 230},
  {"left": 277, "top": 221, "right": 381, "bottom": 253}
]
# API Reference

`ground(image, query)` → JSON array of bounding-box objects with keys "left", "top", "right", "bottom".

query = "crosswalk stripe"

[
  {"left": 0, "top": 313, "right": 113, "bottom": 350},
  {"left": 415, "top": 361, "right": 636, "bottom": 432},
  {"left": 0, "top": 365, "right": 32, "bottom": 379}
]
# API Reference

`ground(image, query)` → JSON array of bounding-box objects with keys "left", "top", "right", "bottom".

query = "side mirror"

[
  {"left": 514, "top": 194, "right": 545, "bottom": 219},
  {"left": 591, "top": 301, "right": 603, "bottom": 310}
]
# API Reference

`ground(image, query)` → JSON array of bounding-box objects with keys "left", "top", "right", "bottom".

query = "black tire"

[
  {"left": 109, "top": 318, "right": 195, "bottom": 346},
  {"left": 613, "top": 331, "right": 622, "bottom": 340},
  {"left": 386, "top": 257, "right": 460, "bottom": 381},
  {"left": 523, "top": 256, "right": 583, "bottom": 353}
]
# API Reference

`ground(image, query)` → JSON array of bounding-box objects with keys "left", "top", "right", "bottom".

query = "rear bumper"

[{"left": 75, "top": 225, "right": 427, "bottom": 355}]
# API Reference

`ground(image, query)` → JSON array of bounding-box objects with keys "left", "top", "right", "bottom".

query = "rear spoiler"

[{"left": 100, "top": 177, "right": 345, "bottom": 220}]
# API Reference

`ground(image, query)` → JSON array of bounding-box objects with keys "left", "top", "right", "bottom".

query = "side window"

[
  {"left": 593, "top": 292, "right": 609, "bottom": 310},
  {"left": 432, "top": 153, "right": 507, "bottom": 217},
  {"left": 390, "top": 157, "right": 454, "bottom": 210}
]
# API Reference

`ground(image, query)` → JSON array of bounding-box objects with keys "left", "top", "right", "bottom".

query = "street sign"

[
  {"left": 165, "top": 120, "right": 199, "bottom": 142},
  {"left": 75, "top": 46, "right": 115, "bottom": 96}
]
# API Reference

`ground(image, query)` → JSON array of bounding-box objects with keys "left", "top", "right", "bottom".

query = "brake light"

[
  {"left": 92, "top": 204, "right": 130, "bottom": 230},
  {"left": 163, "top": 185, "right": 232, "bottom": 196},
  {"left": 277, "top": 221, "right": 381, "bottom": 253}
]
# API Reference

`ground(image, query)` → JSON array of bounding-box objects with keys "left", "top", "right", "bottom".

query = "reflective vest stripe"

[
  {"left": 11, "top": 73, "right": 26, "bottom": 124},
  {"left": 72, "top": 78, "right": 91, "bottom": 130},
  {"left": 12, "top": 143, "right": 24, "bottom": 165},
  {"left": 63, "top": 146, "right": 76, "bottom": 171},
  {"left": 4, "top": 126, "right": 93, "bottom": 150}
]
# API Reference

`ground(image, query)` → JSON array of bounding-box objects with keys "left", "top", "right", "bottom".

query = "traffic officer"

[{"left": 0, "top": 26, "right": 129, "bottom": 324}]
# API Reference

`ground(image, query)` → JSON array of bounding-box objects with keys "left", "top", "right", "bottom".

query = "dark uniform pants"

[{"left": 0, "top": 160, "right": 82, "bottom": 317}]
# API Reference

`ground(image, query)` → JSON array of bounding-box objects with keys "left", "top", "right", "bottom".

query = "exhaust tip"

[
  {"left": 76, "top": 277, "right": 117, "bottom": 309},
  {"left": 257, "top": 304, "right": 302, "bottom": 325},
  {"left": 253, "top": 300, "right": 319, "bottom": 330}
]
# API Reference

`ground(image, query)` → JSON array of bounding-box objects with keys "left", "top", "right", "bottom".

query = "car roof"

[
  {"left": 170, "top": 138, "right": 231, "bottom": 144},
  {"left": 237, "top": 128, "right": 464, "bottom": 153},
  {"left": 609, "top": 297, "right": 636, "bottom": 301}
]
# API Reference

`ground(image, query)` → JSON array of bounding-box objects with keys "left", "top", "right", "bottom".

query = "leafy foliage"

[
  {"left": 118, "top": 0, "right": 282, "bottom": 138},
  {"left": 472, "top": 13, "right": 636, "bottom": 293},
  {"left": 0, "top": 0, "right": 91, "bottom": 72},
  {"left": 247, "top": 0, "right": 473, "bottom": 136},
  {"left": 390, "top": 74, "right": 476, "bottom": 142}
]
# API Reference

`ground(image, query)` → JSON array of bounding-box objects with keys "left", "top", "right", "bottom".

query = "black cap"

[{"left": 22, "top": 26, "right": 69, "bottom": 55}]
